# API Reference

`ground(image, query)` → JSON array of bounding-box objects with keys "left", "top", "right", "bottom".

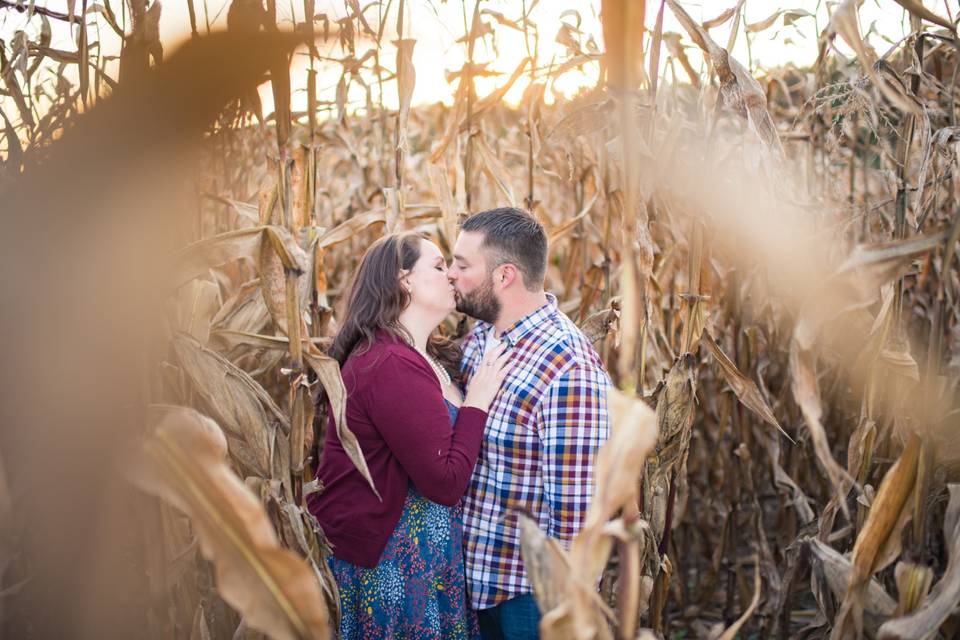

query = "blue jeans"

[{"left": 476, "top": 594, "right": 541, "bottom": 640}]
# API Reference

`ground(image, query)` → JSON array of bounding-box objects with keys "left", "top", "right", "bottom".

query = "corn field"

[{"left": 2, "top": 0, "right": 960, "bottom": 638}]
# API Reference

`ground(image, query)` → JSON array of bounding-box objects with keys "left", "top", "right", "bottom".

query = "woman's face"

[{"left": 404, "top": 239, "right": 455, "bottom": 315}]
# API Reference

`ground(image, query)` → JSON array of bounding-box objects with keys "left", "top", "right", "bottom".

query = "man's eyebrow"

[{"left": 453, "top": 254, "right": 467, "bottom": 262}]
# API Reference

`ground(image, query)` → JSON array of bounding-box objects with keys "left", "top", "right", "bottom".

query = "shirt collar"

[{"left": 484, "top": 293, "right": 558, "bottom": 347}]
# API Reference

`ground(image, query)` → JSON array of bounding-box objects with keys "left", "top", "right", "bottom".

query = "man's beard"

[{"left": 455, "top": 276, "right": 501, "bottom": 324}]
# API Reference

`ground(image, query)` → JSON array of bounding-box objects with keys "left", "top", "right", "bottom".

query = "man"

[{"left": 448, "top": 207, "right": 611, "bottom": 639}]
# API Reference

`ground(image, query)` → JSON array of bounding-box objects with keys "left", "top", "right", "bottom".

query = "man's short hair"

[{"left": 462, "top": 207, "right": 547, "bottom": 291}]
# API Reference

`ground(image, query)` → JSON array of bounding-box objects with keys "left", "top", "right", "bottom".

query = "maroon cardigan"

[{"left": 307, "top": 332, "right": 487, "bottom": 568}]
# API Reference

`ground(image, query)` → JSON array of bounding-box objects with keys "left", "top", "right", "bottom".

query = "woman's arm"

[{"left": 365, "top": 350, "right": 486, "bottom": 506}]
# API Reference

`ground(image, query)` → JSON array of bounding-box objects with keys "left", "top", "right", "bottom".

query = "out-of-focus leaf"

[
  {"left": 481, "top": 9, "right": 522, "bottom": 31},
  {"left": 394, "top": 38, "right": 416, "bottom": 152},
  {"left": 428, "top": 69, "right": 469, "bottom": 162},
  {"left": 783, "top": 9, "right": 813, "bottom": 27},
  {"left": 518, "top": 513, "right": 571, "bottom": 615},
  {"left": 586, "top": 388, "right": 658, "bottom": 531},
  {"left": 130, "top": 405, "right": 328, "bottom": 640},
  {"left": 1, "top": 109, "right": 23, "bottom": 172},
  {"left": 601, "top": 0, "right": 646, "bottom": 90}
]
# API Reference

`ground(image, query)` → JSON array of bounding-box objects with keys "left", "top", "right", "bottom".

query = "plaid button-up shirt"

[{"left": 459, "top": 293, "right": 611, "bottom": 609}]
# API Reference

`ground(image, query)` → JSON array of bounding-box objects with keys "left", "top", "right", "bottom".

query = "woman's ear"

[{"left": 398, "top": 269, "right": 411, "bottom": 293}]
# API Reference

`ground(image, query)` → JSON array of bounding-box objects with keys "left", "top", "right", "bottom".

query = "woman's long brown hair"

[{"left": 328, "top": 231, "right": 461, "bottom": 381}]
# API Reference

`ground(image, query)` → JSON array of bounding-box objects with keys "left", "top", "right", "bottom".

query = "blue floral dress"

[{"left": 328, "top": 401, "right": 480, "bottom": 639}]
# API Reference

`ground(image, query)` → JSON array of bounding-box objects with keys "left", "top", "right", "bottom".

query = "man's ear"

[{"left": 496, "top": 264, "right": 519, "bottom": 290}]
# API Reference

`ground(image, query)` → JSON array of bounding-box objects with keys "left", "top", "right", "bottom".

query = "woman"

[{"left": 308, "top": 232, "right": 509, "bottom": 639}]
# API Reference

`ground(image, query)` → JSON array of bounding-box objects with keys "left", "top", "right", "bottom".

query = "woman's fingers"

[{"left": 484, "top": 342, "right": 507, "bottom": 363}]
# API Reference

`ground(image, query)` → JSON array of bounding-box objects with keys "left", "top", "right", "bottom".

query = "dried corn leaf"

[
  {"left": 703, "top": 335, "right": 791, "bottom": 440},
  {"left": 891, "top": 0, "right": 955, "bottom": 33},
  {"left": 702, "top": 5, "right": 739, "bottom": 30},
  {"left": 303, "top": 344, "right": 378, "bottom": 498},
  {"left": 211, "top": 280, "right": 271, "bottom": 336},
  {"left": 288, "top": 374, "right": 313, "bottom": 474},
  {"left": 644, "top": 354, "right": 696, "bottom": 539},
  {"left": 459, "top": 57, "right": 530, "bottom": 133},
  {"left": 474, "top": 136, "right": 516, "bottom": 206},
  {"left": 789, "top": 341, "right": 851, "bottom": 510},
  {"left": 130, "top": 405, "right": 328, "bottom": 640},
  {"left": 665, "top": 0, "right": 784, "bottom": 157},
  {"left": 580, "top": 305, "right": 619, "bottom": 344},
  {"left": 176, "top": 226, "right": 306, "bottom": 288},
  {"left": 746, "top": 10, "right": 783, "bottom": 33},
  {"left": 178, "top": 279, "right": 222, "bottom": 344},
  {"left": 826, "top": 0, "right": 920, "bottom": 116},
  {"left": 808, "top": 538, "right": 896, "bottom": 616},
  {"left": 428, "top": 161, "right": 458, "bottom": 247},
  {"left": 518, "top": 513, "right": 571, "bottom": 615},
  {"left": 549, "top": 192, "right": 599, "bottom": 244},
  {"left": 835, "top": 436, "right": 921, "bottom": 638},
  {"left": 316, "top": 208, "right": 386, "bottom": 249},
  {"left": 546, "top": 99, "right": 613, "bottom": 143},
  {"left": 587, "top": 388, "right": 658, "bottom": 531},
  {"left": 210, "top": 330, "right": 328, "bottom": 352},
  {"left": 892, "top": 561, "right": 933, "bottom": 617},
  {"left": 172, "top": 335, "right": 288, "bottom": 477},
  {"left": 878, "top": 484, "right": 960, "bottom": 639}
]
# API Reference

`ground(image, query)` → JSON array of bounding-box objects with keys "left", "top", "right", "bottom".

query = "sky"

[{"left": 0, "top": 0, "right": 934, "bottom": 121}]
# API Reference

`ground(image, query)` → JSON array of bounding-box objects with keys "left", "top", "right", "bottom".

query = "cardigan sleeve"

[{"left": 364, "top": 350, "right": 487, "bottom": 506}]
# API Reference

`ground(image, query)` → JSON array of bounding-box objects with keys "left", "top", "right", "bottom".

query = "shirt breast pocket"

[{"left": 490, "top": 387, "right": 537, "bottom": 436}]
